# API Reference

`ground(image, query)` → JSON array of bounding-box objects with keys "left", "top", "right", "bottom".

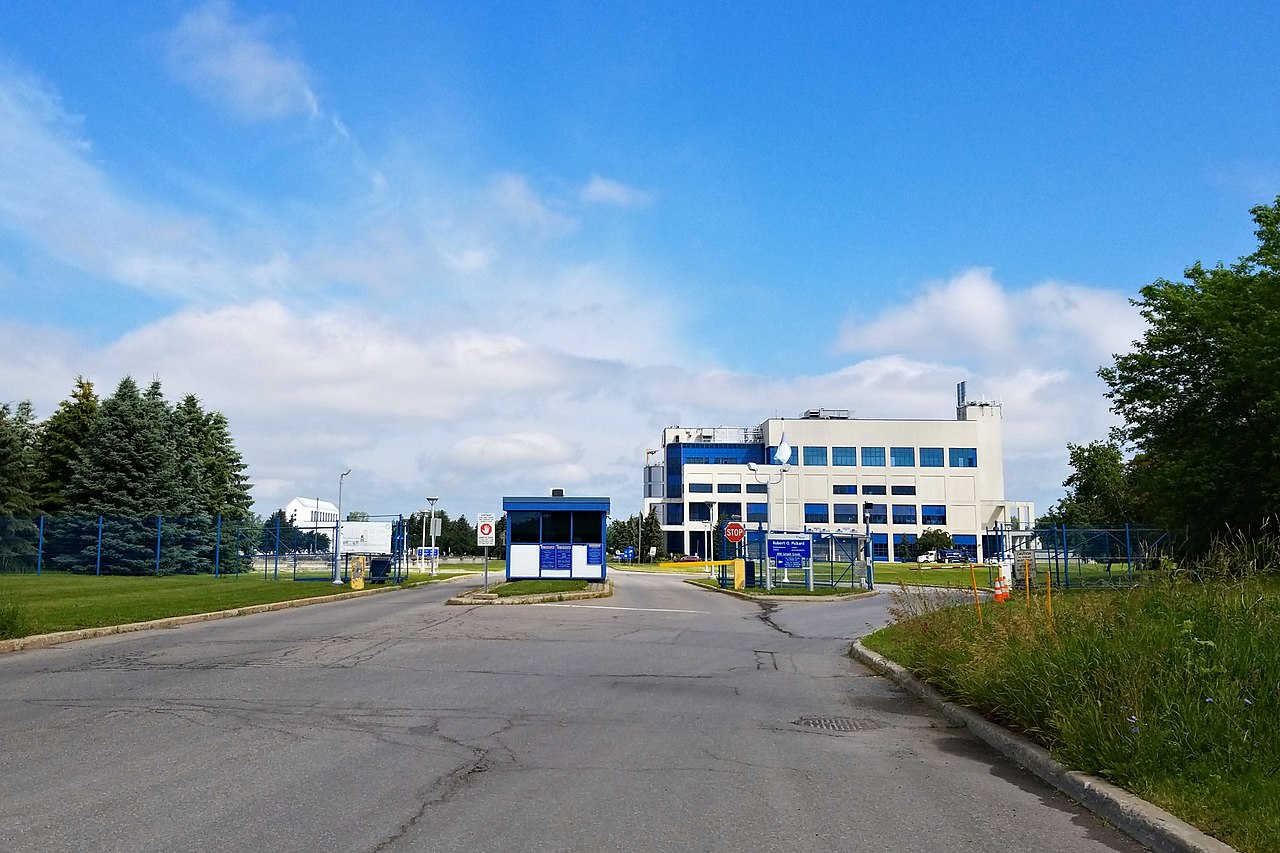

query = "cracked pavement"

[{"left": 0, "top": 572, "right": 1145, "bottom": 852}]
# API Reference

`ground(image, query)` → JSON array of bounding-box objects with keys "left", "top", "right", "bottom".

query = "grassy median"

[{"left": 863, "top": 575, "right": 1280, "bottom": 853}]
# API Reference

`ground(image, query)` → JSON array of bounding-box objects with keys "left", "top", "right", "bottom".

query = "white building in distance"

[
  {"left": 644, "top": 390, "right": 1034, "bottom": 563},
  {"left": 283, "top": 497, "right": 339, "bottom": 530}
]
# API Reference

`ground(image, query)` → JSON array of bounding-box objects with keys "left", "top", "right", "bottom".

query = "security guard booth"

[{"left": 503, "top": 495, "right": 609, "bottom": 581}]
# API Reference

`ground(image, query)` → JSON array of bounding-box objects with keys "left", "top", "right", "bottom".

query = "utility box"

[{"left": 503, "top": 495, "right": 610, "bottom": 581}]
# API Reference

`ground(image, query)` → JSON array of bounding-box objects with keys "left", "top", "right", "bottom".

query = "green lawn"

[
  {"left": 870, "top": 562, "right": 993, "bottom": 589},
  {"left": 690, "top": 578, "right": 856, "bottom": 596},
  {"left": 491, "top": 579, "right": 590, "bottom": 597},
  {"left": 0, "top": 571, "right": 422, "bottom": 639}
]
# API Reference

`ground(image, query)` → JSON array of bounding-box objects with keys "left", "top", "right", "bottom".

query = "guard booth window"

[
  {"left": 509, "top": 511, "right": 541, "bottom": 544},
  {"left": 571, "top": 511, "right": 600, "bottom": 544},
  {"left": 543, "top": 512, "right": 572, "bottom": 543}
]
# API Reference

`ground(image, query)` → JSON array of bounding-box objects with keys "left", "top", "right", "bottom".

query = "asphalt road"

[{"left": 0, "top": 572, "right": 1145, "bottom": 853}]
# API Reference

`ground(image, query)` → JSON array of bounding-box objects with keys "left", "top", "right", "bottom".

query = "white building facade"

[{"left": 643, "top": 399, "right": 1033, "bottom": 563}]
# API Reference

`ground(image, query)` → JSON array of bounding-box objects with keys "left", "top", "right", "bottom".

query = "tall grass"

[
  {"left": 0, "top": 599, "right": 33, "bottom": 640},
  {"left": 865, "top": 569, "right": 1280, "bottom": 852}
]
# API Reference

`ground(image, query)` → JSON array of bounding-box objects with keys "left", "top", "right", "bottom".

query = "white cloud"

[
  {"left": 580, "top": 175, "right": 654, "bottom": 207},
  {"left": 166, "top": 1, "right": 320, "bottom": 122},
  {"left": 836, "top": 267, "right": 1144, "bottom": 374},
  {"left": 487, "top": 173, "right": 577, "bottom": 237}
]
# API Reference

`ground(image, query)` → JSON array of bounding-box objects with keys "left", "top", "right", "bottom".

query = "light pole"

[
  {"left": 642, "top": 448, "right": 660, "bottom": 564},
  {"left": 419, "top": 508, "right": 428, "bottom": 571},
  {"left": 705, "top": 501, "right": 716, "bottom": 576},
  {"left": 747, "top": 460, "right": 789, "bottom": 590},
  {"left": 426, "top": 496, "right": 439, "bottom": 576},
  {"left": 863, "top": 501, "right": 875, "bottom": 590},
  {"left": 333, "top": 469, "right": 351, "bottom": 584}
]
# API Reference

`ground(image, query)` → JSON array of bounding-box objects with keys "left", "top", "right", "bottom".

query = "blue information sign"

[
  {"left": 587, "top": 545, "right": 603, "bottom": 565},
  {"left": 767, "top": 535, "right": 811, "bottom": 564},
  {"left": 622, "top": 546, "right": 635, "bottom": 560},
  {"left": 555, "top": 544, "right": 573, "bottom": 570},
  {"left": 539, "top": 545, "right": 557, "bottom": 570}
]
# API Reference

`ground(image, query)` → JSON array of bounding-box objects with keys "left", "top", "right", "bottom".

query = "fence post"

[
  {"left": 274, "top": 516, "right": 281, "bottom": 581},
  {"left": 96, "top": 515, "right": 103, "bottom": 576},
  {"left": 214, "top": 514, "right": 222, "bottom": 577},
  {"left": 155, "top": 515, "right": 163, "bottom": 576},
  {"left": 1125, "top": 523, "right": 1132, "bottom": 585},
  {"left": 37, "top": 515, "right": 44, "bottom": 575}
]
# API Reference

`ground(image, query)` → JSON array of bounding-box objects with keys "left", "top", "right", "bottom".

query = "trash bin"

[
  {"left": 369, "top": 556, "right": 392, "bottom": 584},
  {"left": 744, "top": 560, "right": 756, "bottom": 588}
]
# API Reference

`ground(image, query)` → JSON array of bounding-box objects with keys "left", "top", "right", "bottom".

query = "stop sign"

[{"left": 724, "top": 522, "right": 746, "bottom": 543}]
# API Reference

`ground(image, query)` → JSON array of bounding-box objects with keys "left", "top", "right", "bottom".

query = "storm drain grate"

[{"left": 794, "top": 715, "right": 885, "bottom": 732}]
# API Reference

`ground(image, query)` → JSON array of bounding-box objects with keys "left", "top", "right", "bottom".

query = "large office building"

[{"left": 643, "top": 391, "right": 1033, "bottom": 563}]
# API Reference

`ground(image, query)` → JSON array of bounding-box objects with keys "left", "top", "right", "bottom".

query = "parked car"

[
  {"left": 677, "top": 554, "right": 703, "bottom": 562},
  {"left": 935, "top": 548, "right": 970, "bottom": 563}
]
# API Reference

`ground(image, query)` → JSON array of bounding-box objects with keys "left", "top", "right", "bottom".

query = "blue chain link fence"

[{"left": 0, "top": 514, "right": 408, "bottom": 581}]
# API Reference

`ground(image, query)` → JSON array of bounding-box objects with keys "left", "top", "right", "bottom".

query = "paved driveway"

[{"left": 0, "top": 572, "right": 1143, "bottom": 852}]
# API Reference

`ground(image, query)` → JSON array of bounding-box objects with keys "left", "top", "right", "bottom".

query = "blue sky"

[{"left": 2, "top": 1, "right": 1277, "bottom": 523}]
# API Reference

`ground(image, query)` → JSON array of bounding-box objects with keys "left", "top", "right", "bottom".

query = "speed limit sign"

[{"left": 477, "top": 512, "right": 496, "bottom": 547}]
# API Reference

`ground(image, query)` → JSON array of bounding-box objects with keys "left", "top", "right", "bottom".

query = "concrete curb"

[
  {"left": 849, "top": 639, "right": 1238, "bottom": 853},
  {"left": 683, "top": 578, "right": 878, "bottom": 602},
  {"left": 0, "top": 579, "right": 448, "bottom": 656},
  {"left": 445, "top": 579, "right": 613, "bottom": 605}
]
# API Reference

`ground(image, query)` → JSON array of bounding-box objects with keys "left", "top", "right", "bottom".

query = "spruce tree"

[
  {"left": 34, "top": 377, "right": 98, "bottom": 515},
  {"left": 0, "top": 402, "right": 40, "bottom": 570}
]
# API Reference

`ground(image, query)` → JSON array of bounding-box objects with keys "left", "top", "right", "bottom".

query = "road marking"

[{"left": 535, "top": 604, "right": 709, "bottom": 614}]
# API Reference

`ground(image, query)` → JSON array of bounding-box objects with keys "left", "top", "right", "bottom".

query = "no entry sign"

[{"left": 724, "top": 521, "right": 746, "bottom": 543}]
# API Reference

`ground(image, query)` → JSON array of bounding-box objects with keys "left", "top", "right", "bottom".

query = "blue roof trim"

[{"left": 502, "top": 496, "right": 611, "bottom": 513}]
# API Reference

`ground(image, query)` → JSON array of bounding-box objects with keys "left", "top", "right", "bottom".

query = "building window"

[
  {"left": 833, "top": 484, "right": 857, "bottom": 495},
  {"left": 718, "top": 502, "right": 742, "bottom": 520},
  {"left": 921, "top": 505, "right": 947, "bottom": 525},
  {"left": 804, "top": 503, "right": 829, "bottom": 524},
  {"left": 865, "top": 503, "right": 887, "bottom": 524},
  {"left": 666, "top": 504, "right": 684, "bottom": 525},
  {"left": 892, "top": 504, "right": 917, "bottom": 525},
  {"left": 803, "top": 446, "right": 828, "bottom": 466},
  {"left": 871, "top": 533, "right": 889, "bottom": 560},
  {"left": 861, "top": 446, "right": 886, "bottom": 466},
  {"left": 688, "top": 503, "right": 711, "bottom": 522},
  {"left": 832, "top": 446, "right": 857, "bottom": 466},
  {"left": 893, "top": 533, "right": 918, "bottom": 562},
  {"left": 890, "top": 447, "right": 915, "bottom": 467},
  {"left": 861, "top": 485, "right": 887, "bottom": 496},
  {"left": 717, "top": 483, "right": 742, "bottom": 493},
  {"left": 920, "top": 447, "right": 944, "bottom": 467},
  {"left": 746, "top": 503, "right": 768, "bottom": 522},
  {"left": 949, "top": 447, "right": 978, "bottom": 468},
  {"left": 833, "top": 504, "right": 858, "bottom": 524},
  {"left": 688, "top": 482, "right": 712, "bottom": 493},
  {"left": 954, "top": 534, "right": 978, "bottom": 560},
  {"left": 891, "top": 485, "right": 916, "bottom": 495},
  {"left": 746, "top": 483, "right": 767, "bottom": 494}
]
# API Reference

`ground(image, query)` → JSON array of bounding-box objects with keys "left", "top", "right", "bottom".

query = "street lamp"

[
  {"left": 863, "top": 501, "right": 875, "bottom": 590},
  {"left": 426, "top": 496, "right": 439, "bottom": 576},
  {"left": 747, "top": 460, "right": 790, "bottom": 590},
  {"left": 705, "top": 500, "right": 716, "bottom": 577},
  {"left": 333, "top": 468, "right": 351, "bottom": 584},
  {"left": 642, "top": 448, "right": 660, "bottom": 564}
]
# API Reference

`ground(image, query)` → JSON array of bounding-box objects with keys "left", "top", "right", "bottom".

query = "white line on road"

[{"left": 535, "top": 604, "right": 709, "bottom": 614}]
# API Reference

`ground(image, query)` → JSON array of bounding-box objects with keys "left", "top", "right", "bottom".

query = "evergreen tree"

[
  {"left": 34, "top": 377, "right": 98, "bottom": 515},
  {"left": 0, "top": 401, "right": 40, "bottom": 570},
  {"left": 642, "top": 506, "right": 665, "bottom": 561},
  {"left": 0, "top": 401, "right": 38, "bottom": 516},
  {"left": 59, "top": 378, "right": 191, "bottom": 573},
  {"left": 200, "top": 410, "right": 253, "bottom": 521}
]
